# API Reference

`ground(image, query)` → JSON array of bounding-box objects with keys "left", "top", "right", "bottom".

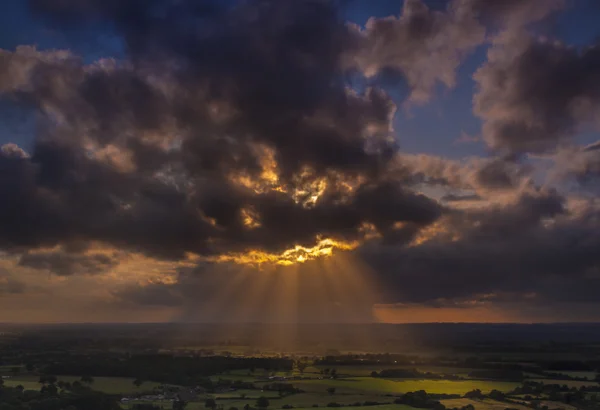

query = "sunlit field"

[{"left": 294, "top": 378, "right": 520, "bottom": 395}]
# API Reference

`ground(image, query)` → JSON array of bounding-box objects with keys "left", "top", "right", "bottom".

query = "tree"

[
  {"left": 41, "top": 383, "right": 58, "bottom": 396},
  {"left": 25, "top": 363, "right": 35, "bottom": 372},
  {"left": 0, "top": 378, "right": 4, "bottom": 388},
  {"left": 243, "top": 405, "right": 251, "bottom": 410},
  {"left": 464, "top": 389, "right": 484, "bottom": 400},
  {"left": 10, "top": 367, "right": 20, "bottom": 376},
  {"left": 327, "top": 387, "right": 336, "bottom": 395},
  {"left": 133, "top": 378, "right": 144, "bottom": 388},
  {"left": 256, "top": 396, "right": 270, "bottom": 409},
  {"left": 330, "top": 369, "right": 337, "bottom": 379},
  {"left": 81, "top": 375, "right": 95, "bottom": 385},
  {"left": 297, "top": 362, "right": 307, "bottom": 374},
  {"left": 205, "top": 398, "right": 217, "bottom": 409},
  {"left": 488, "top": 390, "right": 505, "bottom": 401}
]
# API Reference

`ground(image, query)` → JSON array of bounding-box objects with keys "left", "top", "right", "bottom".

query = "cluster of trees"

[
  {"left": 513, "top": 381, "right": 600, "bottom": 396},
  {"left": 315, "top": 354, "right": 416, "bottom": 366},
  {"left": 371, "top": 368, "right": 462, "bottom": 380},
  {"left": 0, "top": 384, "right": 120, "bottom": 410},
  {"left": 262, "top": 383, "right": 303, "bottom": 395},
  {"left": 394, "top": 391, "right": 445, "bottom": 409},
  {"left": 205, "top": 397, "right": 270, "bottom": 410},
  {"left": 318, "top": 369, "right": 338, "bottom": 378},
  {"left": 41, "top": 355, "right": 293, "bottom": 386}
]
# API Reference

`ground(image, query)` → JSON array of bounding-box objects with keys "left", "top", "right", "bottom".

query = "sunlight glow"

[{"left": 215, "top": 238, "right": 359, "bottom": 267}]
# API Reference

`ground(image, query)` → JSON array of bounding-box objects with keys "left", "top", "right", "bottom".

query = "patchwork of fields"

[{"left": 2, "top": 362, "right": 597, "bottom": 410}]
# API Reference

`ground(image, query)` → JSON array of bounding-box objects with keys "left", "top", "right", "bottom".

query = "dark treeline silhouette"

[{"left": 42, "top": 355, "right": 293, "bottom": 385}]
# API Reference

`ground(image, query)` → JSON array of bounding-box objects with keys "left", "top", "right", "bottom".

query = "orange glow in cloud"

[{"left": 214, "top": 237, "right": 359, "bottom": 267}]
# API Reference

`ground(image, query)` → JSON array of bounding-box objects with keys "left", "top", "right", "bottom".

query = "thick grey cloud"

[
  {"left": 474, "top": 35, "right": 600, "bottom": 155},
  {"left": 0, "top": 0, "right": 455, "bottom": 262},
  {"left": 359, "top": 189, "right": 600, "bottom": 307},
  {"left": 112, "top": 188, "right": 600, "bottom": 321}
]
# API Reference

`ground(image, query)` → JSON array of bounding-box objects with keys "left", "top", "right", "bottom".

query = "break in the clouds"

[{"left": 0, "top": 0, "right": 599, "bottom": 323}]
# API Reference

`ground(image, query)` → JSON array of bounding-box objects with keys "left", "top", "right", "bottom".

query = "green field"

[
  {"left": 122, "top": 399, "right": 418, "bottom": 410},
  {"left": 294, "top": 377, "right": 519, "bottom": 395},
  {"left": 4, "top": 375, "right": 161, "bottom": 394},
  {"left": 441, "top": 398, "right": 530, "bottom": 410},
  {"left": 292, "top": 405, "right": 419, "bottom": 410},
  {"left": 315, "top": 366, "right": 476, "bottom": 378}
]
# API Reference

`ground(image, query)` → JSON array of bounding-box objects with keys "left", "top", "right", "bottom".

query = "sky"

[{"left": 1, "top": 0, "right": 600, "bottom": 324}]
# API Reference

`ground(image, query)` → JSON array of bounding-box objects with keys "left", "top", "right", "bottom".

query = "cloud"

[
  {"left": 441, "top": 193, "right": 482, "bottom": 202},
  {"left": 0, "top": 270, "right": 26, "bottom": 295},
  {"left": 0, "top": 0, "right": 597, "bottom": 323},
  {"left": 110, "top": 187, "right": 600, "bottom": 322},
  {"left": 18, "top": 249, "right": 119, "bottom": 276},
  {"left": 358, "top": 189, "right": 600, "bottom": 309},
  {"left": 474, "top": 35, "right": 600, "bottom": 156},
  {"left": 544, "top": 143, "right": 600, "bottom": 188},
  {"left": 0, "top": 0, "right": 459, "bottom": 262},
  {"left": 350, "top": 0, "right": 485, "bottom": 103},
  {"left": 396, "top": 153, "right": 532, "bottom": 196}
]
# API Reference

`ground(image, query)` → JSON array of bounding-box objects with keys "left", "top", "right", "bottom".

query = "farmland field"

[
  {"left": 4, "top": 375, "right": 161, "bottom": 394},
  {"left": 294, "top": 377, "right": 519, "bottom": 395},
  {"left": 441, "top": 398, "right": 530, "bottom": 410}
]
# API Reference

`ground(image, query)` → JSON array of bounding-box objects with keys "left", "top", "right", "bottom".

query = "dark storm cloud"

[
  {"left": 0, "top": 0, "right": 460, "bottom": 262},
  {"left": 475, "top": 36, "right": 600, "bottom": 155},
  {"left": 358, "top": 189, "right": 600, "bottom": 307},
  {"left": 1, "top": 0, "right": 597, "bottom": 323},
  {"left": 112, "top": 187, "right": 600, "bottom": 319}
]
